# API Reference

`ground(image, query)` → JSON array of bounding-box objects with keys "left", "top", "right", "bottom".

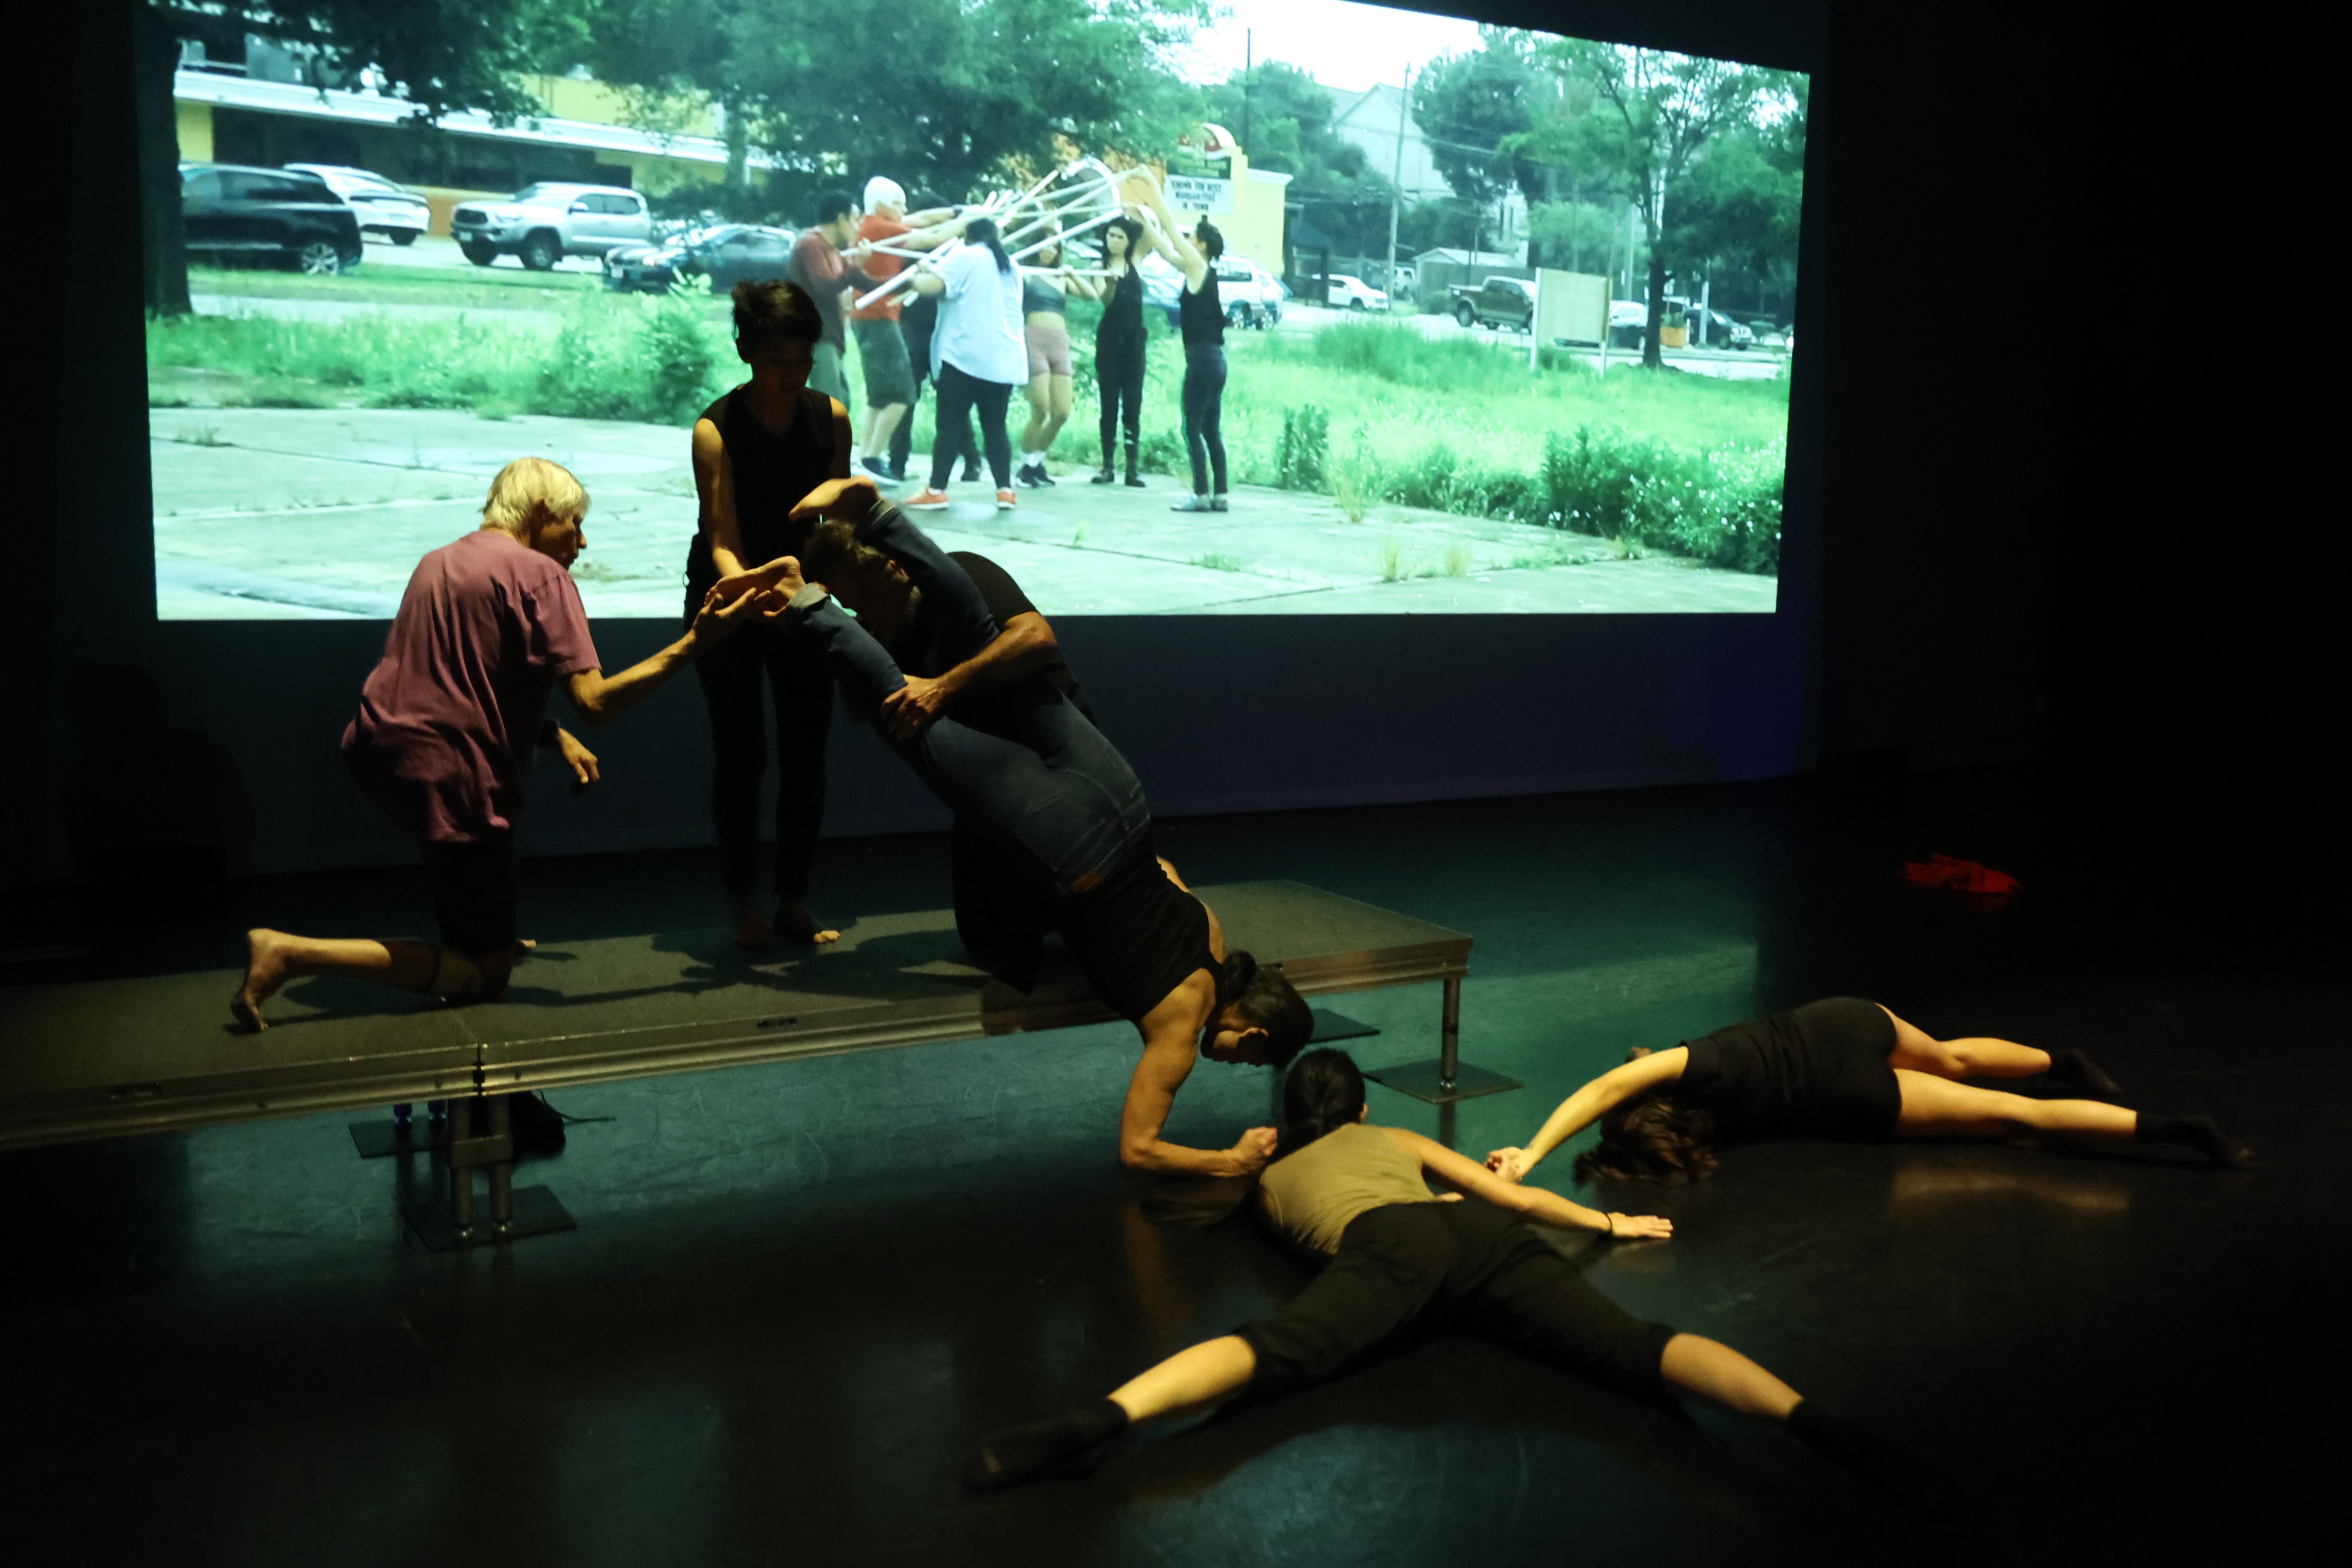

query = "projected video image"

[{"left": 142, "top": 2, "right": 1805, "bottom": 618}]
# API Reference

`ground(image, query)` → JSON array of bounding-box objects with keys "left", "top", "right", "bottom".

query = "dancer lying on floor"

[
  {"left": 1485, "top": 996, "right": 2252, "bottom": 1186},
  {"left": 232, "top": 458, "right": 760, "bottom": 1032},
  {"left": 964, "top": 1048, "right": 1939, "bottom": 1502},
  {"left": 717, "top": 477, "right": 1312, "bottom": 1177}
]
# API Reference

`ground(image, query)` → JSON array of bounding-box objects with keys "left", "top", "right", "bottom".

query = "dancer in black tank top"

[
  {"left": 687, "top": 280, "right": 852, "bottom": 950},
  {"left": 722, "top": 475, "right": 1315, "bottom": 1178},
  {"left": 1130, "top": 169, "right": 1230, "bottom": 512},
  {"left": 1486, "top": 997, "right": 2253, "bottom": 1186},
  {"left": 1088, "top": 216, "right": 1151, "bottom": 488}
]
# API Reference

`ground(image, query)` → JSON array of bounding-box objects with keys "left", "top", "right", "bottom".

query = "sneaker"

[
  {"left": 1209, "top": 495, "right": 1229, "bottom": 512},
  {"left": 858, "top": 456, "right": 898, "bottom": 485},
  {"left": 1031, "top": 468, "right": 1057, "bottom": 487},
  {"left": 1017, "top": 465, "right": 1048, "bottom": 488},
  {"left": 1089, "top": 468, "right": 1116, "bottom": 486},
  {"left": 1170, "top": 494, "right": 1215, "bottom": 512},
  {"left": 887, "top": 467, "right": 907, "bottom": 484},
  {"left": 995, "top": 489, "right": 1018, "bottom": 510},
  {"left": 907, "top": 488, "right": 951, "bottom": 511}
]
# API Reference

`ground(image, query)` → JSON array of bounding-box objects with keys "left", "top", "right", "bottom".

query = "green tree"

[
  {"left": 1511, "top": 44, "right": 1788, "bottom": 366},
  {"left": 1202, "top": 63, "right": 1395, "bottom": 257},
  {"left": 1409, "top": 30, "right": 1559, "bottom": 251},
  {"left": 137, "top": 0, "right": 556, "bottom": 314}
]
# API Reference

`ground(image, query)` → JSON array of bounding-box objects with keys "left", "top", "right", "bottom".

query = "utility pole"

[
  {"left": 1384, "top": 65, "right": 1409, "bottom": 295},
  {"left": 1242, "top": 30, "right": 1252, "bottom": 155}
]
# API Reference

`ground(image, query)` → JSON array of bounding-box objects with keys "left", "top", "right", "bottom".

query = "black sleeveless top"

[
  {"left": 1178, "top": 270, "right": 1224, "bottom": 346},
  {"left": 1097, "top": 265, "right": 1145, "bottom": 349},
  {"left": 686, "top": 384, "right": 836, "bottom": 599},
  {"left": 1677, "top": 997, "right": 1900, "bottom": 1142},
  {"left": 1059, "top": 848, "right": 1219, "bottom": 1023}
]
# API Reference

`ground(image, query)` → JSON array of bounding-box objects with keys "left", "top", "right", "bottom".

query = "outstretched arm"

[
  {"left": 1390, "top": 1127, "right": 1671, "bottom": 1239},
  {"left": 1119, "top": 1000, "right": 1278, "bottom": 1176},
  {"left": 564, "top": 589, "right": 765, "bottom": 728},
  {"left": 1486, "top": 1047, "right": 1690, "bottom": 1183},
  {"left": 1123, "top": 170, "right": 1208, "bottom": 289}
]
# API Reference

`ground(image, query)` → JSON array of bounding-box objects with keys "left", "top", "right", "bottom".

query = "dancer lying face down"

[
  {"left": 963, "top": 1048, "right": 1942, "bottom": 1504},
  {"left": 717, "top": 477, "right": 1313, "bottom": 1178},
  {"left": 1486, "top": 997, "right": 2253, "bottom": 1187},
  {"left": 231, "top": 458, "right": 761, "bottom": 1031}
]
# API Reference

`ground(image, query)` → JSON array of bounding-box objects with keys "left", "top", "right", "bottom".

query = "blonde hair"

[{"left": 480, "top": 457, "right": 588, "bottom": 537}]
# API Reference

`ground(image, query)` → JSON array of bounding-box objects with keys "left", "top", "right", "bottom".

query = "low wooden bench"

[{"left": 0, "top": 882, "right": 1510, "bottom": 1246}]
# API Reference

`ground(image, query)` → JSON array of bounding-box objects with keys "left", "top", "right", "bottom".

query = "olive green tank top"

[{"left": 1258, "top": 1122, "right": 1441, "bottom": 1257}]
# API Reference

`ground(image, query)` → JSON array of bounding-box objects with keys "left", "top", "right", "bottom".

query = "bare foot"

[
  {"left": 230, "top": 928, "right": 294, "bottom": 1032},
  {"left": 775, "top": 900, "right": 840, "bottom": 946},
  {"left": 733, "top": 901, "right": 775, "bottom": 951}
]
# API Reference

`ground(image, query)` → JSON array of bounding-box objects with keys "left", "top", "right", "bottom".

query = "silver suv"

[{"left": 451, "top": 183, "right": 652, "bottom": 271}]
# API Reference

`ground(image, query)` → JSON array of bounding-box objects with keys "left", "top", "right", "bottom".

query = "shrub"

[
  {"left": 1540, "top": 428, "right": 1781, "bottom": 574},
  {"left": 1274, "top": 405, "right": 1330, "bottom": 491}
]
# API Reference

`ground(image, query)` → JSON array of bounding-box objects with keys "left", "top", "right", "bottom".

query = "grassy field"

[{"left": 151, "top": 277, "right": 1790, "bottom": 572}]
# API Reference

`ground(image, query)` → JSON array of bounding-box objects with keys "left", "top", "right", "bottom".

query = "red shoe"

[
  {"left": 995, "top": 489, "right": 1017, "bottom": 510},
  {"left": 907, "top": 488, "right": 951, "bottom": 511}
]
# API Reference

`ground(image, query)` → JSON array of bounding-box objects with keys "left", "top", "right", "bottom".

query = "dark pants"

[
  {"left": 930, "top": 363, "right": 1015, "bottom": 490},
  {"left": 689, "top": 622, "right": 832, "bottom": 901},
  {"left": 422, "top": 833, "right": 517, "bottom": 958},
  {"left": 1238, "top": 1201, "right": 1679, "bottom": 1403},
  {"left": 786, "top": 507, "right": 1150, "bottom": 895},
  {"left": 953, "top": 816, "right": 1057, "bottom": 989},
  {"left": 1096, "top": 334, "right": 1146, "bottom": 475},
  {"left": 1180, "top": 342, "right": 1228, "bottom": 496}
]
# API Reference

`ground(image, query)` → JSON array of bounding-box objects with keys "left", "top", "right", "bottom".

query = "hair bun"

[{"left": 1219, "top": 950, "right": 1257, "bottom": 1004}]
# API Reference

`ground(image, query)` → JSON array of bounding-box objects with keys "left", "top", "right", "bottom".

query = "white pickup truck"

[{"left": 451, "top": 183, "right": 652, "bottom": 270}]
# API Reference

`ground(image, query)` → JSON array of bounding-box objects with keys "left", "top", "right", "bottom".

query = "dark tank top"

[
  {"left": 1676, "top": 997, "right": 1899, "bottom": 1142},
  {"left": 686, "top": 384, "right": 835, "bottom": 598},
  {"left": 1179, "top": 270, "right": 1224, "bottom": 346},
  {"left": 1097, "top": 266, "right": 1144, "bottom": 348},
  {"left": 1059, "top": 848, "right": 1218, "bottom": 1023}
]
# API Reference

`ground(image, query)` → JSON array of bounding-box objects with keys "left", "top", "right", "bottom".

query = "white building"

[{"left": 1328, "top": 82, "right": 1527, "bottom": 257}]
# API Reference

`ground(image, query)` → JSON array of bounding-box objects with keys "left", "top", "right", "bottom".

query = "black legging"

[
  {"left": 1180, "top": 342, "right": 1228, "bottom": 496},
  {"left": 689, "top": 623, "right": 831, "bottom": 901},
  {"left": 1239, "top": 1199, "right": 1677, "bottom": 1403},
  {"left": 1096, "top": 334, "right": 1145, "bottom": 474},
  {"left": 891, "top": 366, "right": 982, "bottom": 481},
  {"left": 930, "top": 362, "right": 1014, "bottom": 490}
]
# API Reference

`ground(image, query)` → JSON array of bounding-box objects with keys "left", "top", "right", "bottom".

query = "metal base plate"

[
  {"left": 1307, "top": 1008, "right": 1380, "bottom": 1043},
  {"left": 1363, "top": 1059, "right": 1522, "bottom": 1105},
  {"left": 350, "top": 1118, "right": 448, "bottom": 1159},
  {"left": 404, "top": 1185, "right": 576, "bottom": 1252}
]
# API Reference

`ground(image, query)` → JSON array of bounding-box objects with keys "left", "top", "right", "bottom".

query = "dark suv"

[{"left": 180, "top": 163, "right": 364, "bottom": 275}]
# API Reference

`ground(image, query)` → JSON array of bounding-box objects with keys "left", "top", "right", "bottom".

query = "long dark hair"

[
  {"left": 961, "top": 216, "right": 1014, "bottom": 273},
  {"left": 1102, "top": 216, "right": 1144, "bottom": 269},
  {"left": 1573, "top": 1093, "right": 1721, "bottom": 1185},
  {"left": 1276, "top": 1048, "right": 1364, "bottom": 1159},
  {"left": 1213, "top": 951, "right": 1313, "bottom": 1068}
]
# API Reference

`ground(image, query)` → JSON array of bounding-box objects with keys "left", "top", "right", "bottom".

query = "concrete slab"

[{"left": 150, "top": 407, "right": 1777, "bottom": 619}]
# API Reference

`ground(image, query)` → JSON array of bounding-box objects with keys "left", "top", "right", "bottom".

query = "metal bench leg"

[
  {"left": 349, "top": 1098, "right": 452, "bottom": 1160},
  {"left": 447, "top": 1097, "right": 477, "bottom": 1236},
  {"left": 403, "top": 1092, "right": 577, "bottom": 1252},
  {"left": 1362, "top": 975, "right": 1521, "bottom": 1106}
]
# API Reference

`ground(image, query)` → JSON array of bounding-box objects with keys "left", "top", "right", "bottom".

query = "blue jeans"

[
  {"left": 1181, "top": 342, "right": 1228, "bottom": 495},
  {"left": 787, "top": 506, "right": 1152, "bottom": 895}
]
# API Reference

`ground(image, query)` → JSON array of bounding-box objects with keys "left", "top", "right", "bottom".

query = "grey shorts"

[
  {"left": 852, "top": 316, "right": 916, "bottom": 408},
  {"left": 810, "top": 340, "right": 851, "bottom": 407}
]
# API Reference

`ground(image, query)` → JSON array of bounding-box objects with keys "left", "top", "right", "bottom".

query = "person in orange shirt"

[{"left": 850, "top": 177, "right": 961, "bottom": 485}]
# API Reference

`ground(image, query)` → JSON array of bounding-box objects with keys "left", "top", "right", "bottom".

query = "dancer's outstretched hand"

[
  {"left": 708, "top": 554, "right": 805, "bottom": 610},
  {"left": 1605, "top": 1212, "right": 1673, "bottom": 1241},
  {"left": 1485, "top": 1146, "right": 1533, "bottom": 1184},
  {"left": 788, "top": 474, "right": 883, "bottom": 528},
  {"left": 691, "top": 579, "right": 772, "bottom": 642}
]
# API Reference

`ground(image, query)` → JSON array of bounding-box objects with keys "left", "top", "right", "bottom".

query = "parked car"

[
  {"left": 1327, "top": 273, "right": 1389, "bottom": 311},
  {"left": 281, "top": 163, "right": 429, "bottom": 245},
  {"left": 178, "top": 163, "right": 363, "bottom": 275},
  {"left": 1685, "top": 307, "right": 1756, "bottom": 350},
  {"left": 1607, "top": 299, "right": 1647, "bottom": 349},
  {"left": 603, "top": 224, "right": 796, "bottom": 294},
  {"left": 1141, "top": 252, "right": 1282, "bottom": 328},
  {"left": 451, "top": 183, "right": 652, "bottom": 270},
  {"left": 1450, "top": 275, "right": 1536, "bottom": 331}
]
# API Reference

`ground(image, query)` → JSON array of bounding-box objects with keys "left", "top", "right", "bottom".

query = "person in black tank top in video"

[
  {"left": 1088, "top": 215, "right": 1151, "bottom": 489},
  {"left": 713, "top": 477, "right": 1314, "bottom": 1178},
  {"left": 686, "top": 280, "right": 853, "bottom": 950},
  {"left": 963, "top": 1049, "right": 1943, "bottom": 1507},
  {"left": 1128, "top": 168, "right": 1230, "bottom": 512},
  {"left": 1486, "top": 997, "right": 2254, "bottom": 1187}
]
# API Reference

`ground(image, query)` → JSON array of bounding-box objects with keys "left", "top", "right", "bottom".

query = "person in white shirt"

[{"left": 903, "top": 217, "right": 1028, "bottom": 512}]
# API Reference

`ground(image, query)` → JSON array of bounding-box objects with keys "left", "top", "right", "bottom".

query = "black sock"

[
  {"left": 2043, "top": 1047, "right": 2122, "bottom": 1097},
  {"left": 1786, "top": 1401, "right": 1950, "bottom": 1509},
  {"left": 962, "top": 1399, "right": 1129, "bottom": 1490},
  {"left": 2135, "top": 1112, "right": 2253, "bottom": 1168}
]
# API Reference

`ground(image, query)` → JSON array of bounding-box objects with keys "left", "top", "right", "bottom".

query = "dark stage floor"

[{"left": 4, "top": 772, "right": 2340, "bottom": 1566}]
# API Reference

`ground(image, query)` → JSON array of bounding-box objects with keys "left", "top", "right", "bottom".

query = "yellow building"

[{"left": 1162, "top": 149, "right": 1289, "bottom": 273}]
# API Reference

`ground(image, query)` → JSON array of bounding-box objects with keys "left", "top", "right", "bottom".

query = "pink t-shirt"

[{"left": 342, "top": 530, "right": 601, "bottom": 843}]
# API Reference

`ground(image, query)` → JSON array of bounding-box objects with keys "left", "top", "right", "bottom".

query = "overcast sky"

[{"left": 1166, "top": 1, "right": 1489, "bottom": 96}]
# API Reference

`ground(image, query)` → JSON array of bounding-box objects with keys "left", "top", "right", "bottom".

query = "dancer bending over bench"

[
  {"left": 1485, "top": 996, "right": 2253, "bottom": 1186},
  {"left": 232, "top": 457, "right": 759, "bottom": 1032},
  {"left": 714, "top": 477, "right": 1312, "bottom": 1177},
  {"left": 965, "top": 1048, "right": 1939, "bottom": 1503}
]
